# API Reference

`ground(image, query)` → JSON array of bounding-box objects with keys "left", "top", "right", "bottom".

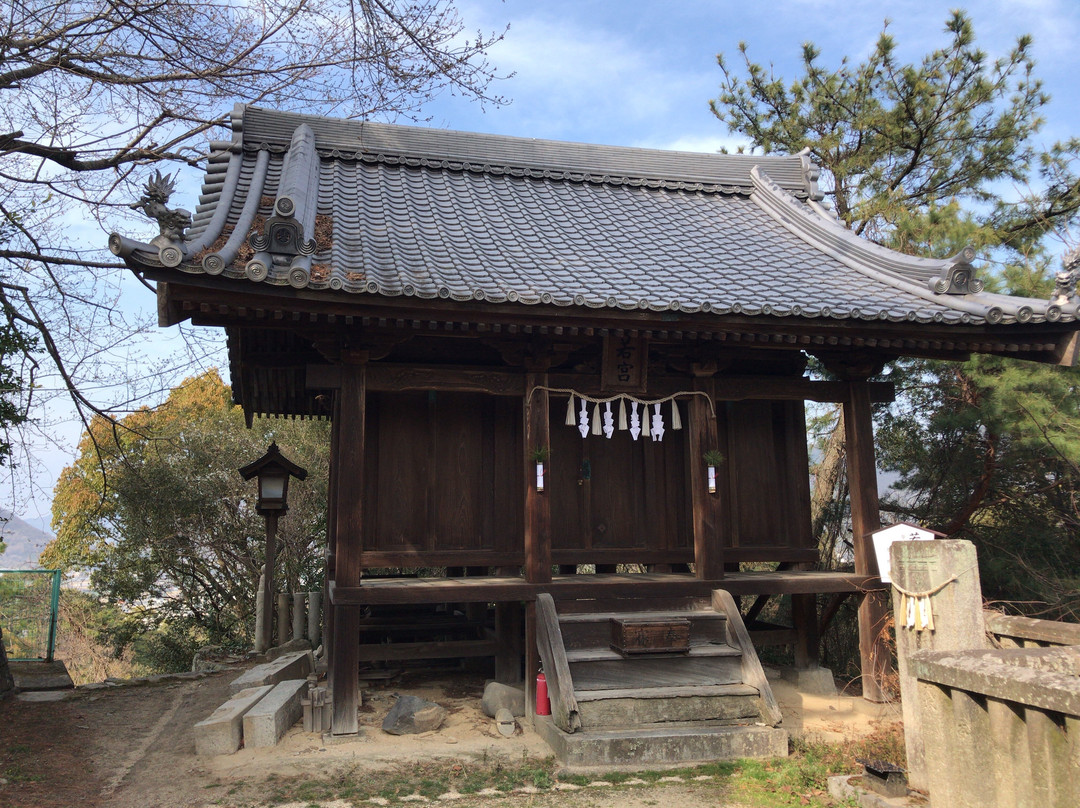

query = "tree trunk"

[{"left": 811, "top": 409, "right": 848, "bottom": 568}]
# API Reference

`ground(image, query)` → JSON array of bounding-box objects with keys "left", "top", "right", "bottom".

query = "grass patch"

[{"left": 2, "top": 762, "right": 45, "bottom": 783}]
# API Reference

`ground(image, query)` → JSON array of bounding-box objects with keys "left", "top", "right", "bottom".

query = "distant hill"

[{"left": 0, "top": 510, "right": 54, "bottom": 570}]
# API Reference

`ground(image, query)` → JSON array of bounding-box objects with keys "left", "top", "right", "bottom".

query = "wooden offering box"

[{"left": 610, "top": 618, "right": 691, "bottom": 655}]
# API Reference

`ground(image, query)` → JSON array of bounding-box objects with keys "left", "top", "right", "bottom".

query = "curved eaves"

[{"left": 749, "top": 168, "right": 1072, "bottom": 325}]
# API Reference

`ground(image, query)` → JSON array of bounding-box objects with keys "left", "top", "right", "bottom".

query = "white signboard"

[{"left": 871, "top": 523, "right": 937, "bottom": 584}]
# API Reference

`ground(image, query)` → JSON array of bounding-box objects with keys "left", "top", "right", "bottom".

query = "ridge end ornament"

[{"left": 130, "top": 170, "right": 192, "bottom": 245}]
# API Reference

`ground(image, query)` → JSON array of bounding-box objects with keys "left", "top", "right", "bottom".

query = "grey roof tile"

[{"left": 109, "top": 104, "right": 1077, "bottom": 328}]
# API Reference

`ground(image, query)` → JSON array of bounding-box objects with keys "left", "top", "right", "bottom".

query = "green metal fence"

[{"left": 0, "top": 569, "right": 61, "bottom": 662}]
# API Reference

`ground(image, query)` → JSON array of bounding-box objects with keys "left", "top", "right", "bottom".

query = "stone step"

[
  {"left": 574, "top": 683, "right": 761, "bottom": 728},
  {"left": 194, "top": 685, "right": 273, "bottom": 756},
  {"left": 534, "top": 715, "right": 788, "bottom": 767},
  {"left": 568, "top": 651, "right": 744, "bottom": 692},
  {"left": 242, "top": 678, "right": 307, "bottom": 748},
  {"left": 558, "top": 610, "right": 727, "bottom": 650}
]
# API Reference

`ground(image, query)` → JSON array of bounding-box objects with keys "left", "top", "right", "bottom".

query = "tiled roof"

[{"left": 111, "top": 104, "right": 1075, "bottom": 328}]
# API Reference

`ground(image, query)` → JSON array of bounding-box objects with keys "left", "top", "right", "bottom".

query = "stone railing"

[
  {"left": 911, "top": 645, "right": 1080, "bottom": 808},
  {"left": 984, "top": 610, "right": 1080, "bottom": 649}
]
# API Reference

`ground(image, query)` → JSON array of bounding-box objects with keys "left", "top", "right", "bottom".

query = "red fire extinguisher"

[{"left": 536, "top": 671, "right": 551, "bottom": 716}]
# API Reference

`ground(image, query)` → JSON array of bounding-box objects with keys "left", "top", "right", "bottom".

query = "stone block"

[
  {"left": 194, "top": 685, "right": 272, "bottom": 756},
  {"left": 266, "top": 637, "right": 312, "bottom": 661},
  {"left": 242, "top": 679, "right": 307, "bottom": 748},
  {"left": 481, "top": 681, "right": 525, "bottom": 717},
  {"left": 382, "top": 694, "right": 446, "bottom": 735},
  {"left": 534, "top": 715, "right": 787, "bottom": 767},
  {"left": 781, "top": 665, "right": 837, "bottom": 696},
  {"left": 229, "top": 650, "right": 312, "bottom": 694}
]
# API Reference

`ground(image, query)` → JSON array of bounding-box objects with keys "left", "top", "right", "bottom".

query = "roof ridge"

[{"left": 234, "top": 104, "right": 822, "bottom": 197}]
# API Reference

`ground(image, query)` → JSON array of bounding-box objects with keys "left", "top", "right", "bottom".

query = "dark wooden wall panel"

[
  {"left": 368, "top": 392, "right": 430, "bottom": 550},
  {"left": 433, "top": 393, "right": 484, "bottom": 550},
  {"left": 363, "top": 392, "right": 523, "bottom": 559},
  {"left": 722, "top": 400, "right": 813, "bottom": 551},
  {"left": 550, "top": 402, "right": 689, "bottom": 556}
]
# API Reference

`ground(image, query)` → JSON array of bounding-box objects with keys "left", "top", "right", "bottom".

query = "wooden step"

[
  {"left": 564, "top": 642, "right": 740, "bottom": 663},
  {"left": 558, "top": 609, "right": 728, "bottom": 650},
  {"left": 569, "top": 653, "right": 744, "bottom": 691},
  {"left": 574, "top": 683, "right": 758, "bottom": 702}
]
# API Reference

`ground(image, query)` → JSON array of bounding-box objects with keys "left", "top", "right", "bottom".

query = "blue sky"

[{"left": 8, "top": 0, "right": 1080, "bottom": 530}]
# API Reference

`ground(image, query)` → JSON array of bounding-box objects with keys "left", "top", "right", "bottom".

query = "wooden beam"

[
  {"left": 743, "top": 594, "right": 772, "bottom": 625},
  {"left": 524, "top": 374, "right": 552, "bottom": 584},
  {"left": 328, "top": 570, "right": 883, "bottom": 605},
  {"left": 310, "top": 364, "right": 895, "bottom": 405},
  {"left": 330, "top": 363, "right": 366, "bottom": 735},
  {"left": 689, "top": 377, "right": 723, "bottom": 580},
  {"left": 843, "top": 381, "right": 891, "bottom": 702}
]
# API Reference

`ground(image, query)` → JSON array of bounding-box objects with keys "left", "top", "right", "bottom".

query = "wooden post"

[
  {"left": 525, "top": 602, "right": 538, "bottom": 722},
  {"left": 689, "top": 377, "right": 723, "bottom": 580},
  {"left": 791, "top": 586, "right": 820, "bottom": 669},
  {"left": 330, "top": 361, "right": 366, "bottom": 734},
  {"left": 523, "top": 373, "right": 549, "bottom": 721},
  {"left": 843, "top": 380, "right": 891, "bottom": 702},
  {"left": 524, "top": 373, "right": 551, "bottom": 584},
  {"left": 260, "top": 511, "right": 279, "bottom": 652}
]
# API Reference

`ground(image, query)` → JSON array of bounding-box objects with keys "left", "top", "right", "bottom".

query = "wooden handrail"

[
  {"left": 535, "top": 593, "right": 581, "bottom": 733},
  {"left": 712, "top": 588, "right": 783, "bottom": 726}
]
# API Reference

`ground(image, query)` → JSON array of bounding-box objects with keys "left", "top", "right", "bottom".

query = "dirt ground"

[{"left": 0, "top": 663, "right": 901, "bottom": 808}]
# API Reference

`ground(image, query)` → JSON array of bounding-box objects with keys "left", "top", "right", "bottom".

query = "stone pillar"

[
  {"left": 292, "top": 592, "right": 306, "bottom": 642},
  {"left": 307, "top": 591, "right": 321, "bottom": 647},
  {"left": 253, "top": 569, "right": 266, "bottom": 654},
  {"left": 276, "top": 593, "right": 290, "bottom": 647},
  {"left": 891, "top": 539, "right": 988, "bottom": 792}
]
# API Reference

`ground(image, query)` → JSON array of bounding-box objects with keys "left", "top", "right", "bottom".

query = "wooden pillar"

[
  {"left": 330, "top": 360, "right": 366, "bottom": 734},
  {"left": 523, "top": 373, "right": 550, "bottom": 717},
  {"left": 494, "top": 601, "right": 523, "bottom": 683},
  {"left": 792, "top": 586, "right": 820, "bottom": 668},
  {"left": 259, "top": 511, "right": 279, "bottom": 652},
  {"left": 324, "top": 391, "right": 342, "bottom": 693},
  {"left": 843, "top": 380, "right": 890, "bottom": 702},
  {"left": 524, "top": 373, "right": 551, "bottom": 585},
  {"left": 688, "top": 376, "right": 723, "bottom": 580}
]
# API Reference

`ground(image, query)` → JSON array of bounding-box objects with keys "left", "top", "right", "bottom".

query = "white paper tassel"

[
  {"left": 578, "top": 396, "right": 590, "bottom": 438},
  {"left": 603, "top": 402, "right": 615, "bottom": 439},
  {"left": 565, "top": 395, "right": 576, "bottom": 426},
  {"left": 629, "top": 401, "right": 641, "bottom": 440},
  {"left": 671, "top": 400, "right": 682, "bottom": 430},
  {"left": 651, "top": 403, "right": 665, "bottom": 441},
  {"left": 591, "top": 403, "right": 602, "bottom": 436},
  {"left": 618, "top": 398, "right": 628, "bottom": 430}
]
